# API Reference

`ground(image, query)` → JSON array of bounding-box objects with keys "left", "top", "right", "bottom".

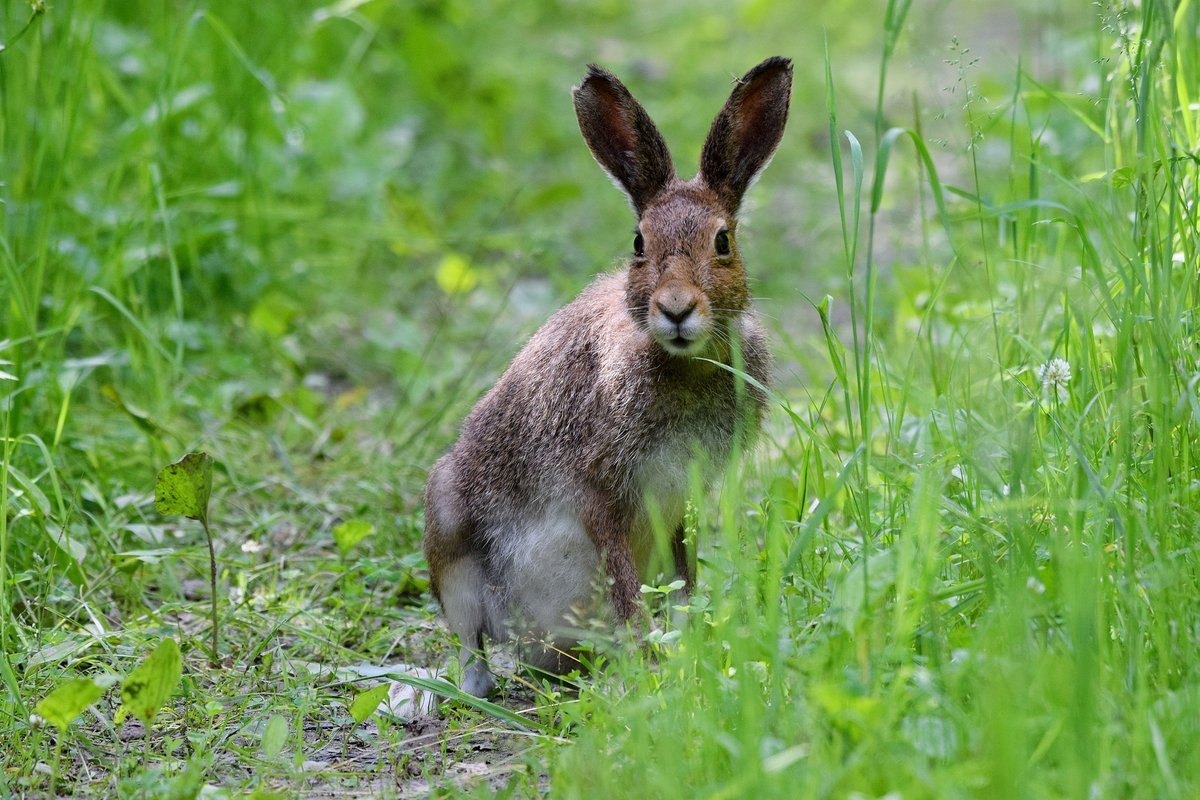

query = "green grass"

[{"left": 2, "top": 0, "right": 1198, "bottom": 797}]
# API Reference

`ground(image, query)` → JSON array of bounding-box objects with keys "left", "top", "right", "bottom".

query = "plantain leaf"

[
  {"left": 260, "top": 715, "right": 289, "bottom": 759},
  {"left": 35, "top": 676, "right": 114, "bottom": 732},
  {"left": 349, "top": 684, "right": 390, "bottom": 724},
  {"left": 154, "top": 453, "right": 213, "bottom": 523},
  {"left": 120, "top": 638, "right": 183, "bottom": 725},
  {"left": 332, "top": 520, "right": 374, "bottom": 556}
]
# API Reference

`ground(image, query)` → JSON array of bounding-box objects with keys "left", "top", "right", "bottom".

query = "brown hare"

[{"left": 424, "top": 58, "right": 792, "bottom": 696}]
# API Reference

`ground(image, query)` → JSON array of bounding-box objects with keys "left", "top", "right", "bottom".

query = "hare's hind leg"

[
  {"left": 438, "top": 556, "right": 495, "bottom": 697},
  {"left": 424, "top": 458, "right": 496, "bottom": 697}
]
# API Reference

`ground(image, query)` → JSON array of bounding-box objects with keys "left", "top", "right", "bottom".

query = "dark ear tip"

[
  {"left": 742, "top": 56, "right": 793, "bottom": 83},
  {"left": 578, "top": 63, "right": 618, "bottom": 88}
]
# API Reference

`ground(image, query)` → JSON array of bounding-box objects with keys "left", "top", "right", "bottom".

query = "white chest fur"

[
  {"left": 504, "top": 504, "right": 600, "bottom": 632},
  {"left": 637, "top": 439, "right": 692, "bottom": 520},
  {"left": 630, "top": 436, "right": 705, "bottom": 575},
  {"left": 498, "top": 433, "right": 713, "bottom": 635}
]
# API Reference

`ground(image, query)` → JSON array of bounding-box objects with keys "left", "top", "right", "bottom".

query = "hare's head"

[{"left": 573, "top": 58, "right": 792, "bottom": 358}]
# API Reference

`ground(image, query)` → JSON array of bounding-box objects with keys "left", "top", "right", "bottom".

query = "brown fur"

[{"left": 423, "top": 58, "right": 792, "bottom": 696}]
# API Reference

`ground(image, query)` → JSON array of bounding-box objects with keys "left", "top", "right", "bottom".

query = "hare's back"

[{"left": 460, "top": 271, "right": 635, "bottom": 443}]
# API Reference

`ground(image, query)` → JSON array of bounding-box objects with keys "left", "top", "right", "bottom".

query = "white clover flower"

[
  {"left": 28, "top": 713, "right": 46, "bottom": 729},
  {"left": 1037, "top": 358, "right": 1071, "bottom": 392},
  {"left": 240, "top": 539, "right": 264, "bottom": 554}
]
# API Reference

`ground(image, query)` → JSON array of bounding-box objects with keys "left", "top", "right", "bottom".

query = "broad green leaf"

[
  {"left": 154, "top": 453, "right": 214, "bottom": 523},
  {"left": 120, "top": 638, "right": 183, "bottom": 724},
  {"left": 349, "top": 684, "right": 390, "bottom": 724},
  {"left": 156, "top": 454, "right": 221, "bottom": 662},
  {"left": 260, "top": 715, "right": 288, "bottom": 759},
  {"left": 35, "top": 676, "right": 114, "bottom": 731},
  {"left": 332, "top": 520, "right": 374, "bottom": 556}
]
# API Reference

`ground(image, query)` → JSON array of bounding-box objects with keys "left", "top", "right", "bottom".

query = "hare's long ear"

[
  {"left": 573, "top": 65, "right": 675, "bottom": 215},
  {"left": 699, "top": 57, "right": 792, "bottom": 215}
]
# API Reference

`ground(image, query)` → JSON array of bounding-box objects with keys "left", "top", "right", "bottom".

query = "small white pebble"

[{"left": 386, "top": 676, "right": 438, "bottom": 718}]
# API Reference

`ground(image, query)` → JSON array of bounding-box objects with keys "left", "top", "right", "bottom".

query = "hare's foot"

[
  {"left": 460, "top": 654, "right": 495, "bottom": 697},
  {"left": 439, "top": 556, "right": 496, "bottom": 697}
]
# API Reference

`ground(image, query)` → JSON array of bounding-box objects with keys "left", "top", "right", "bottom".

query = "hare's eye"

[
  {"left": 633, "top": 232, "right": 645, "bottom": 257},
  {"left": 714, "top": 229, "right": 731, "bottom": 257}
]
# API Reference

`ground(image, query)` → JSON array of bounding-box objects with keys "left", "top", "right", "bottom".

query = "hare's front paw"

[{"left": 460, "top": 660, "right": 495, "bottom": 698}]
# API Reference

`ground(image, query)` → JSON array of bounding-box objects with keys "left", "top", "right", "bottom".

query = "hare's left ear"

[{"left": 699, "top": 57, "right": 792, "bottom": 215}]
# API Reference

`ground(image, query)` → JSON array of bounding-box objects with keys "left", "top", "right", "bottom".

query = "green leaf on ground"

[
  {"left": 332, "top": 520, "right": 375, "bottom": 556},
  {"left": 35, "top": 676, "right": 114, "bottom": 731},
  {"left": 349, "top": 684, "right": 390, "bottom": 724},
  {"left": 260, "top": 715, "right": 289, "bottom": 759},
  {"left": 119, "top": 638, "right": 183, "bottom": 725}
]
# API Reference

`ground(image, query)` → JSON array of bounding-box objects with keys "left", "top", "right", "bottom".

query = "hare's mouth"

[{"left": 657, "top": 330, "right": 708, "bottom": 357}]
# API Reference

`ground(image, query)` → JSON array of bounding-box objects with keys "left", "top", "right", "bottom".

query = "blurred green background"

[
  {"left": 1, "top": 0, "right": 1101, "bottom": 485},
  {"left": 4, "top": 0, "right": 1198, "bottom": 797}
]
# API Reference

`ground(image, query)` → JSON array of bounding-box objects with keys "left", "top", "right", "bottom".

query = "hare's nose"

[{"left": 656, "top": 299, "right": 697, "bottom": 325}]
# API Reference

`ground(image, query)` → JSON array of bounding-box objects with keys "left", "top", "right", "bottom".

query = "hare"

[{"left": 424, "top": 57, "right": 792, "bottom": 697}]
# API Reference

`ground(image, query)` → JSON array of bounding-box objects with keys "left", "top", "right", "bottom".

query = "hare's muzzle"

[{"left": 650, "top": 282, "right": 709, "bottom": 355}]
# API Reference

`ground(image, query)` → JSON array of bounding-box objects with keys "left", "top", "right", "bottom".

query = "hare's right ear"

[
  {"left": 699, "top": 57, "right": 793, "bottom": 215},
  {"left": 573, "top": 65, "right": 675, "bottom": 215}
]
